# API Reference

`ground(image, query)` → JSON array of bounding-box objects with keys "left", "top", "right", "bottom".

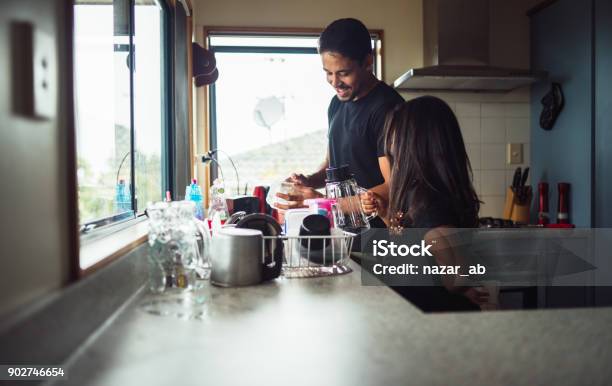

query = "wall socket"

[
  {"left": 10, "top": 22, "right": 56, "bottom": 120},
  {"left": 507, "top": 143, "right": 523, "bottom": 164}
]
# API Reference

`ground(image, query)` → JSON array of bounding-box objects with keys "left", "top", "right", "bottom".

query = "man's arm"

[
  {"left": 369, "top": 156, "right": 390, "bottom": 202},
  {"left": 276, "top": 152, "right": 328, "bottom": 210},
  {"left": 289, "top": 152, "right": 329, "bottom": 189},
  {"left": 361, "top": 156, "right": 391, "bottom": 223}
]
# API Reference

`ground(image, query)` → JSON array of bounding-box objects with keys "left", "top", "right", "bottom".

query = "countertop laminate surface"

[{"left": 57, "top": 261, "right": 612, "bottom": 386}]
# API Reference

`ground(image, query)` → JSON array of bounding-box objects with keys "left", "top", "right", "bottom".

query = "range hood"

[{"left": 394, "top": 0, "right": 546, "bottom": 92}]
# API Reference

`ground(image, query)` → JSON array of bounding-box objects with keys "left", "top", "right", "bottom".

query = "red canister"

[
  {"left": 252, "top": 186, "right": 267, "bottom": 214},
  {"left": 557, "top": 182, "right": 570, "bottom": 224},
  {"left": 538, "top": 182, "right": 550, "bottom": 225}
]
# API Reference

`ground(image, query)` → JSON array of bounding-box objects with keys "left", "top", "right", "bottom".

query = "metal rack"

[{"left": 262, "top": 230, "right": 356, "bottom": 278}]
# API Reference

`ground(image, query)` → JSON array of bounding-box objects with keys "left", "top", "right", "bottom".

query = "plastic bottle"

[
  {"left": 115, "top": 179, "right": 131, "bottom": 212},
  {"left": 188, "top": 179, "right": 204, "bottom": 220},
  {"left": 208, "top": 178, "right": 229, "bottom": 234},
  {"left": 185, "top": 184, "right": 192, "bottom": 201}
]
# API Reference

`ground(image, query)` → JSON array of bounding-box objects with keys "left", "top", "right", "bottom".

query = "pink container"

[{"left": 304, "top": 198, "right": 336, "bottom": 225}]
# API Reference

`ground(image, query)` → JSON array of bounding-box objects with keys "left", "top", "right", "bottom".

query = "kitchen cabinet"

[
  {"left": 594, "top": 0, "right": 612, "bottom": 228},
  {"left": 530, "top": 0, "right": 593, "bottom": 228},
  {"left": 531, "top": 0, "right": 612, "bottom": 228},
  {"left": 594, "top": 0, "right": 612, "bottom": 306},
  {"left": 530, "top": 0, "right": 612, "bottom": 307}
]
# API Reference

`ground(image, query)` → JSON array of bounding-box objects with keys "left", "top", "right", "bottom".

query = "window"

[
  {"left": 74, "top": 0, "right": 169, "bottom": 234},
  {"left": 207, "top": 32, "right": 381, "bottom": 195}
]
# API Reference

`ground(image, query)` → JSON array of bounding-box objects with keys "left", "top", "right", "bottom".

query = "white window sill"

[{"left": 79, "top": 218, "right": 149, "bottom": 272}]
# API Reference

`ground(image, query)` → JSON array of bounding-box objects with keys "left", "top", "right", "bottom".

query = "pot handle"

[{"left": 261, "top": 237, "right": 283, "bottom": 281}]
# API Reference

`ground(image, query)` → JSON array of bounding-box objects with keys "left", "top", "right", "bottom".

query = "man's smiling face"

[{"left": 322, "top": 51, "right": 372, "bottom": 102}]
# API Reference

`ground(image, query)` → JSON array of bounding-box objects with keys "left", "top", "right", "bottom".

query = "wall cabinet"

[
  {"left": 531, "top": 0, "right": 612, "bottom": 228},
  {"left": 530, "top": 0, "right": 593, "bottom": 228},
  {"left": 530, "top": 0, "right": 612, "bottom": 307}
]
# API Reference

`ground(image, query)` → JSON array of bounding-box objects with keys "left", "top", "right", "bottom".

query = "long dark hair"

[{"left": 384, "top": 96, "right": 480, "bottom": 227}]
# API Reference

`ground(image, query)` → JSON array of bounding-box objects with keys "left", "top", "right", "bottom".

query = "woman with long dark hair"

[{"left": 363, "top": 96, "right": 488, "bottom": 311}]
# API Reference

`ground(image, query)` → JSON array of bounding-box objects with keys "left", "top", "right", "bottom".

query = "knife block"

[{"left": 502, "top": 186, "right": 532, "bottom": 224}]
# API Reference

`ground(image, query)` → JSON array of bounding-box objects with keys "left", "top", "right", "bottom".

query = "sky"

[{"left": 214, "top": 51, "right": 333, "bottom": 156}]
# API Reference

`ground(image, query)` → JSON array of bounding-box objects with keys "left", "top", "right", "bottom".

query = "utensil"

[
  {"left": 210, "top": 228, "right": 273, "bottom": 287},
  {"left": 299, "top": 214, "right": 331, "bottom": 251},
  {"left": 147, "top": 201, "right": 206, "bottom": 292},
  {"left": 284, "top": 208, "right": 312, "bottom": 237},
  {"left": 266, "top": 181, "right": 300, "bottom": 210},
  {"left": 557, "top": 182, "right": 570, "bottom": 224},
  {"left": 304, "top": 198, "right": 336, "bottom": 224},
  {"left": 511, "top": 167, "right": 522, "bottom": 190},
  {"left": 513, "top": 167, "right": 530, "bottom": 204},
  {"left": 225, "top": 195, "right": 260, "bottom": 215},
  {"left": 226, "top": 211, "right": 247, "bottom": 225},
  {"left": 325, "top": 165, "right": 376, "bottom": 232},
  {"left": 537, "top": 182, "right": 550, "bottom": 225},
  {"left": 235, "top": 213, "right": 283, "bottom": 281},
  {"left": 252, "top": 185, "right": 268, "bottom": 213},
  {"left": 519, "top": 167, "right": 530, "bottom": 187}
]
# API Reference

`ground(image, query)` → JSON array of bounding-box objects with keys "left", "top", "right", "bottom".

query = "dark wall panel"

[
  {"left": 595, "top": 0, "right": 612, "bottom": 227},
  {"left": 173, "top": 4, "right": 190, "bottom": 195},
  {"left": 594, "top": 0, "right": 612, "bottom": 305},
  {"left": 0, "top": 0, "right": 75, "bottom": 317},
  {"left": 530, "top": 0, "right": 593, "bottom": 227}
]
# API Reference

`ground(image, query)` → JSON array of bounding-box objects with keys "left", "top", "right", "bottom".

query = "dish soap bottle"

[{"left": 208, "top": 178, "right": 229, "bottom": 234}]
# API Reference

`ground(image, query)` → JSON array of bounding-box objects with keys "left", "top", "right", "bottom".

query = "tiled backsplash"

[{"left": 449, "top": 101, "right": 531, "bottom": 218}]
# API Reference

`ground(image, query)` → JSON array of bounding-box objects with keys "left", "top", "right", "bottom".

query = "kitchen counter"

[{"left": 55, "top": 260, "right": 612, "bottom": 386}]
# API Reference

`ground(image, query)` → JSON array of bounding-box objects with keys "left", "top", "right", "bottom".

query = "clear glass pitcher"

[
  {"left": 146, "top": 201, "right": 210, "bottom": 292},
  {"left": 325, "top": 165, "right": 376, "bottom": 233}
]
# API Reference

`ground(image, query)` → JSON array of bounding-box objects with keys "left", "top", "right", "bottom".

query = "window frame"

[
  {"left": 73, "top": 0, "right": 177, "bottom": 276},
  {"left": 75, "top": 0, "right": 172, "bottom": 238},
  {"left": 203, "top": 27, "right": 384, "bottom": 186}
]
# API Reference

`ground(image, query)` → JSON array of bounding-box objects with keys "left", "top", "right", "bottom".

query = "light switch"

[
  {"left": 33, "top": 27, "right": 56, "bottom": 119},
  {"left": 507, "top": 143, "right": 523, "bottom": 164},
  {"left": 10, "top": 22, "right": 56, "bottom": 119}
]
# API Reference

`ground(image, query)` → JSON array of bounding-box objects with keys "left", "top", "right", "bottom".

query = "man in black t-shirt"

[{"left": 281, "top": 18, "right": 403, "bottom": 211}]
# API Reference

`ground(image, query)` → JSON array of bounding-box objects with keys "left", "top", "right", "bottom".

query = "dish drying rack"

[{"left": 262, "top": 230, "right": 356, "bottom": 278}]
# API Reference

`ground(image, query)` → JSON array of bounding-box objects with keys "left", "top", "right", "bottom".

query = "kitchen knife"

[
  {"left": 511, "top": 167, "right": 522, "bottom": 190},
  {"left": 516, "top": 168, "right": 530, "bottom": 204},
  {"left": 520, "top": 167, "right": 530, "bottom": 187}
]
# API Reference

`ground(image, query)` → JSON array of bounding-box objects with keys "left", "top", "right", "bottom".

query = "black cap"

[{"left": 325, "top": 165, "right": 352, "bottom": 183}]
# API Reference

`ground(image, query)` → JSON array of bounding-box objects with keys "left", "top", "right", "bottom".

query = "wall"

[
  {"left": 407, "top": 0, "right": 538, "bottom": 217},
  {"left": 402, "top": 90, "right": 531, "bottom": 217},
  {"left": 594, "top": 0, "right": 612, "bottom": 228},
  {"left": 530, "top": 0, "right": 593, "bottom": 227},
  {"left": 191, "top": 0, "right": 538, "bottom": 218},
  {"left": 192, "top": 0, "right": 423, "bottom": 84},
  {"left": 0, "top": 1, "right": 75, "bottom": 318}
]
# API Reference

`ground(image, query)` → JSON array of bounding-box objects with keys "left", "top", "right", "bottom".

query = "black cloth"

[
  {"left": 327, "top": 81, "right": 403, "bottom": 189},
  {"left": 407, "top": 191, "right": 462, "bottom": 228},
  {"left": 391, "top": 201, "right": 480, "bottom": 312},
  {"left": 352, "top": 198, "right": 476, "bottom": 312}
]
